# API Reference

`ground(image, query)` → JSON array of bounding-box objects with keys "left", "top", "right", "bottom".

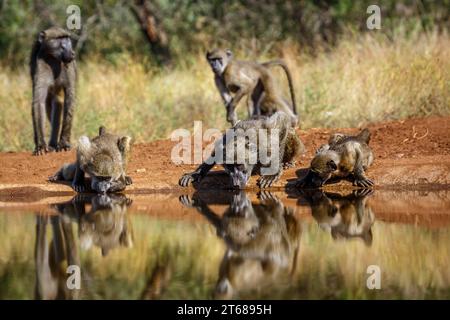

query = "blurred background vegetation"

[{"left": 0, "top": 0, "right": 449, "bottom": 151}]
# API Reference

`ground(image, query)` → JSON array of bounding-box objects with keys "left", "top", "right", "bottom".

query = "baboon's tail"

[
  {"left": 357, "top": 128, "right": 371, "bottom": 144},
  {"left": 262, "top": 60, "right": 297, "bottom": 116}
]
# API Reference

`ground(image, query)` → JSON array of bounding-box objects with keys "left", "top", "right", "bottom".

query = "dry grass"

[{"left": 0, "top": 31, "right": 449, "bottom": 152}]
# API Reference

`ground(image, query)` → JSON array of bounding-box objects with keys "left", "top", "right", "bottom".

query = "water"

[{"left": 0, "top": 189, "right": 449, "bottom": 300}]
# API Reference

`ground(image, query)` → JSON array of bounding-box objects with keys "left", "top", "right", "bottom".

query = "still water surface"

[{"left": 0, "top": 189, "right": 449, "bottom": 299}]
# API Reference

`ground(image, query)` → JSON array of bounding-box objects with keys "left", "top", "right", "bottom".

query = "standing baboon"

[
  {"left": 30, "top": 27, "right": 76, "bottom": 155},
  {"left": 206, "top": 49, "right": 298, "bottom": 127},
  {"left": 34, "top": 214, "right": 80, "bottom": 300}
]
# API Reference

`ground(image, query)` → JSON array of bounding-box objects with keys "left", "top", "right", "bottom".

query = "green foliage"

[{"left": 0, "top": 0, "right": 449, "bottom": 66}]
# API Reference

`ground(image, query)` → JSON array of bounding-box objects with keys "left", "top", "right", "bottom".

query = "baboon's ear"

[
  {"left": 357, "top": 128, "right": 371, "bottom": 144},
  {"left": 99, "top": 126, "right": 106, "bottom": 136},
  {"left": 118, "top": 136, "right": 132, "bottom": 152},
  {"left": 78, "top": 136, "right": 91, "bottom": 154},
  {"left": 225, "top": 49, "right": 232, "bottom": 57},
  {"left": 327, "top": 160, "right": 337, "bottom": 171},
  {"left": 38, "top": 31, "right": 46, "bottom": 43},
  {"left": 206, "top": 50, "right": 211, "bottom": 59}
]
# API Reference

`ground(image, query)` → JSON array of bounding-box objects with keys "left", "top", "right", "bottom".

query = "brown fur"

[
  {"left": 49, "top": 126, "right": 133, "bottom": 193},
  {"left": 297, "top": 129, "right": 374, "bottom": 188},
  {"left": 206, "top": 49, "right": 298, "bottom": 127},
  {"left": 30, "top": 27, "right": 77, "bottom": 155},
  {"left": 179, "top": 112, "right": 304, "bottom": 189},
  {"left": 180, "top": 191, "right": 301, "bottom": 299}
]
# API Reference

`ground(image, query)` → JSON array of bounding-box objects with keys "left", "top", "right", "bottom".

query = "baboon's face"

[
  {"left": 40, "top": 30, "right": 75, "bottom": 63},
  {"left": 222, "top": 195, "right": 259, "bottom": 245},
  {"left": 310, "top": 153, "right": 338, "bottom": 187},
  {"left": 85, "top": 156, "right": 122, "bottom": 194},
  {"left": 206, "top": 49, "right": 232, "bottom": 75},
  {"left": 225, "top": 164, "right": 253, "bottom": 189},
  {"left": 79, "top": 195, "right": 131, "bottom": 255},
  {"left": 90, "top": 176, "right": 113, "bottom": 194}
]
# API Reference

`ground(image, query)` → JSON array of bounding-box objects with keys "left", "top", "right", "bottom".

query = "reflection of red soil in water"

[
  {"left": 369, "top": 190, "right": 450, "bottom": 228},
  {"left": 0, "top": 116, "right": 449, "bottom": 195},
  {"left": 1, "top": 191, "right": 449, "bottom": 229}
]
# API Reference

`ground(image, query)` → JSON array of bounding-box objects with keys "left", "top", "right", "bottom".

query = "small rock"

[{"left": 136, "top": 168, "right": 146, "bottom": 173}]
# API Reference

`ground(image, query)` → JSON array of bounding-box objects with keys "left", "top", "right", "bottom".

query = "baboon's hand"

[
  {"left": 72, "top": 193, "right": 90, "bottom": 203},
  {"left": 33, "top": 144, "right": 49, "bottom": 156},
  {"left": 295, "top": 172, "right": 315, "bottom": 188},
  {"left": 56, "top": 140, "right": 71, "bottom": 152},
  {"left": 179, "top": 172, "right": 200, "bottom": 187},
  {"left": 48, "top": 173, "right": 60, "bottom": 182},
  {"left": 283, "top": 160, "right": 296, "bottom": 170},
  {"left": 258, "top": 190, "right": 278, "bottom": 202},
  {"left": 179, "top": 195, "right": 194, "bottom": 207},
  {"left": 353, "top": 188, "right": 374, "bottom": 197},
  {"left": 72, "top": 181, "right": 86, "bottom": 193},
  {"left": 353, "top": 177, "right": 374, "bottom": 188},
  {"left": 125, "top": 176, "right": 133, "bottom": 185},
  {"left": 257, "top": 173, "right": 281, "bottom": 189},
  {"left": 295, "top": 177, "right": 308, "bottom": 188}
]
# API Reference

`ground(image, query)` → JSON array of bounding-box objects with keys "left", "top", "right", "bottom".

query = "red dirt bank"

[{"left": 0, "top": 116, "right": 449, "bottom": 198}]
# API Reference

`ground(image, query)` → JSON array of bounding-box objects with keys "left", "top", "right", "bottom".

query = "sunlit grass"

[
  {"left": 0, "top": 210, "right": 449, "bottom": 299},
  {"left": 0, "top": 31, "right": 449, "bottom": 152}
]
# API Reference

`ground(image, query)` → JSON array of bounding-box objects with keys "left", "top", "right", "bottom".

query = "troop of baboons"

[
  {"left": 31, "top": 26, "right": 373, "bottom": 192},
  {"left": 25, "top": 23, "right": 379, "bottom": 301}
]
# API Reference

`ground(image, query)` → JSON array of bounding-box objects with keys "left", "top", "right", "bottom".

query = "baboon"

[
  {"left": 49, "top": 126, "right": 133, "bottom": 193},
  {"left": 206, "top": 49, "right": 298, "bottom": 127},
  {"left": 296, "top": 128, "right": 374, "bottom": 188},
  {"left": 299, "top": 189, "right": 375, "bottom": 246},
  {"left": 179, "top": 112, "right": 304, "bottom": 189},
  {"left": 30, "top": 27, "right": 77, "bottom": 155},
  {"left": 54, "top": 194, "right": 134, "bottom": 256},
  {"left": 35, "top": 213, "right": 80, "bottom": 300},
  {"left": 180, "top": 191, "right": 301, "bottom": 299},
  {"left": 36, "top": 194, "right": 133, "bottom": 299}
]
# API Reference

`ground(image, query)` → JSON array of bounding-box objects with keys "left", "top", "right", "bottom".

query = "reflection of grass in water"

[
  {"left": 295, "top": 221, "right": 450, "bottom": 299},
  {"left": 0, "top": 213, "right": 449, "bottom": 299},
  {"left": 0, "top": 213, "right": 36, "bottom": 299},
  {"left": 80, "top": 216, "right": 224, "bottom": 299}
]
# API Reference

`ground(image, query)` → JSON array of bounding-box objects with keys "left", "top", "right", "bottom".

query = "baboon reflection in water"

[
  {"left": 180, "top": 191, "right": 301, "bottom": 299},
  {"left": 34, "top": 194, "right": 133, "bottom": 300},
  {"left": 299, "top": 189, "right": 375, "bottom": 246}
]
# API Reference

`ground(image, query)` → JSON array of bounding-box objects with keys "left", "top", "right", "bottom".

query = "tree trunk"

[{"left": 129, "top": 0, "right": 171, "bottom": 65}]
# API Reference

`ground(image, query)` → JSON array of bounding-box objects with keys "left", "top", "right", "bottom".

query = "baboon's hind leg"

[{"left": 48, "top": 97, "right": 63, "bottom": 150}]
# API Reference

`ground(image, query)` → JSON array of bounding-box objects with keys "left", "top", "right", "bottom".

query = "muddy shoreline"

[{"left": 1, "top": 116, "right": 449, "bottom": 204}]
